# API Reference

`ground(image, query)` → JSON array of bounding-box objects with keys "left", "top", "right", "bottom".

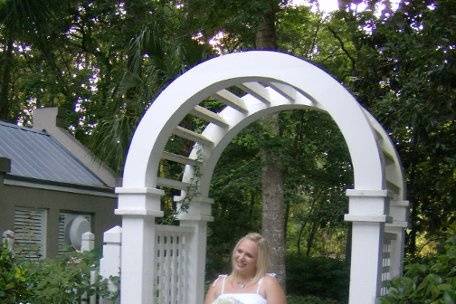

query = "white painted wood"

[
  {"left": 269, "top": 81, "right": 298, "bottom": 101},
  {"left": 115, "top": 187, "right": 164, "bottom": 215},
  {"left": 81, "top": 231, "right": 95, "bottom": 252},
  {"left": 362, "top": 108, "right": 406, "bottom": 201},
  {"left": 349, "top": 222, "right": 384, "bottom": 303},
  {"left": 191, "top": 105, "right": 229, "bottom": 128},
  {"left": 213, "top": 89, "right": 249, "bottom": 113},
  {"left": 157, "top": 177, "right": 190, "bottom": 191},
  {"left": 381, "top": 145, "right": 396, "bottom": 164},
  {"left": 154, "top": 226, "right": 193, "bottom": 303},
  {"left": 161, "top": 151, "right": 201, "bottom": 166},
  {"left": 384, "top": 226, "right": 406, "bottom": 279},
  {"left": 238, "top": 82, "right": 271, "bottom": 104},
  {"left": 122, "top": 51, "right": 386, "bottom": 190},
  {"left": 179, "top": 219, "right": 208, "bottom": 304},
  {"left": 116, "top": 51, "right": 408, "bottom": 304},
  {"left": 345, "top": 190, "right": 389, "bottom": 303},
  {"left": 120, "top": 216, "right": 157, "bottom": 304},
  {"left": 99, "top": 226, "right": 122, "bottom": 297},
  {"left": 173, "top": 126, "right": 214, "bottom": 147}
]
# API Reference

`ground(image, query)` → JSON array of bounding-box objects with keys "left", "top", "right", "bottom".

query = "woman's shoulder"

[
  {"left": 261, "top": 274, "right": 287, "bottom": 303},
  {"left": 261, "top": 273, "right": 281, "bottom": 287},
  {"left": 211, "top": 274, "right": 228, "bottom": 287}
]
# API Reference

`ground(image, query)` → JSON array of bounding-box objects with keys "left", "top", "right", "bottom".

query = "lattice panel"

[
  {"left": 380, "top": 233, "right": 395, "bottom": 296},
  {"left": 154, "top": 226, "right": 192, "bottom": 304}
]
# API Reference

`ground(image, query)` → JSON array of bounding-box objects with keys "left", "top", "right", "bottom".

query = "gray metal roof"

[{"left": 0, "top": 121, "right": 108, "bottom": 189}]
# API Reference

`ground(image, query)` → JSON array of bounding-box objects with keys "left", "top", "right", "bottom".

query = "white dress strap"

[
  {"left": 212, "top": 274, "right": 228, "bottom": 295},
  {"left": 220, "top": 275, "right": 228, "bottom": 294},
  {"left": 256, "top": 277, "right": 264, "bottom": 294}
]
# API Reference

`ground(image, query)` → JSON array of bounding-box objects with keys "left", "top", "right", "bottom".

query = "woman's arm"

[{"left": 264, "top": 276, "right": 287, "bottom": 304}]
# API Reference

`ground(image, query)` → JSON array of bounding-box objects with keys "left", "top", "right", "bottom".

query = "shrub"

[
  {"left": 0, "top": 244, "right": 31, "bottom": 303},
  {"left": 287, "top": 295, "right": 340, "bottom": 304},
  {"left": 379, "top": 225, "right": 456, "bottom": 304},
  {"left": 0, "top": 244, "right": 118, "bottom": 304},
  {"left": 24, "top": 251, "right": 102, "bottom": 303},
  {"left": 286, "top": 254, "right": 349, "bottom": 303}
]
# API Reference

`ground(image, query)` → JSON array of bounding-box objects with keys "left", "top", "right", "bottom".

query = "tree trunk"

[
  {"left": 296, "top": 221, "right": 307, "bottom": 256},
  {"left": 256, "top": 1, "right": 286, "bottom": 288},
  {"left": 305, "top": 222, "right": 318, "bottom": 257},
  {"left": 261, "top": 147, "right": 286, "bottom": 285}
]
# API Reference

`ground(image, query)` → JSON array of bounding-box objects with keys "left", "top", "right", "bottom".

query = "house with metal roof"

[{"left": 0, "top": 108, "right": 120, "bottom": 259}]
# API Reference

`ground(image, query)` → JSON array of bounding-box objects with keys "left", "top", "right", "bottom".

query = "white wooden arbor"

[{"left": 115, "top": 51, "right": 408, "bottom": 304}]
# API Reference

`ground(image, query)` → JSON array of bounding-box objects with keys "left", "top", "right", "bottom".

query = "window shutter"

[{"left": 14, "top": 207, "right": 47, "bottom": 259}]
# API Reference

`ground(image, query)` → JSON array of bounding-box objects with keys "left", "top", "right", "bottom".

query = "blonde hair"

[{"left": 230, "top": 232, "right": 270, "bottom": 283}]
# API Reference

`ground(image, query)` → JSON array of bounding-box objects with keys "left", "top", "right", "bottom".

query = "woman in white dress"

[{"left": 204, "top": 233, "right": 287, "bottom": 304}]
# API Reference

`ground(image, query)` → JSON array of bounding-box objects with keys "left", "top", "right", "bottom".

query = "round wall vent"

[{"left": 67, "top": 216, "right": 91, "bottom": 250}]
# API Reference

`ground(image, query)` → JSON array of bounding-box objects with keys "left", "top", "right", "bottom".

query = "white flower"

[{"left": 212, "top": 297, "right": 244, "bottom": 304}]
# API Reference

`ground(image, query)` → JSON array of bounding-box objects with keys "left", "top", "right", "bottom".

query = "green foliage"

[
  {"left": 331, "top": 0, "right": 456, "bottom": 254},
  {"left": 379, "top": 225, "right": 456, "bottom": 304},
  {"left": 287, "top": 295, "right": 339, "bottom": 304},
  {"left": 286, "top": 254, "right": 349, "bottom": 303},
  {"left": 206, "top": 108, "right": 352, "bottom": 278},
  {"left": 0, "top": 244, "right": 118, "bottom": 304},
  {"left": 0, "top": 244, "right": 31, "bottom": 303},
  {"left": 1, "top": 0, "right": 213, "bottom": 172}
]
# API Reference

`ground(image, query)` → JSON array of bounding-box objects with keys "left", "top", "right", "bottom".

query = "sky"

[
  {"left": 291, "top": 0, "right": 402, "bottom": 15},
  {"left": 291, "top": 0, "right": 339, "bottom": 13}
]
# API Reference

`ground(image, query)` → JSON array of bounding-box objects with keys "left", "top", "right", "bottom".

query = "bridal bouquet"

[{"left": 212, "top": 297, "right": 244, "bottom": 304}]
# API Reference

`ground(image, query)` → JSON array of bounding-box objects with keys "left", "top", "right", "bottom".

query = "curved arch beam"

[{"left": 122, "top": 51, "right": 384, "bottom": 191}]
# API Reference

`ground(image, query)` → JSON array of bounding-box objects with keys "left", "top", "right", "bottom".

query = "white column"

[
  {"left": 177, "top": 196, "right": 214, "bottom": 304},
  {"left": 81, "top": 231, "right": 95, "bottom": 252},
  {"left": 99, "top": 226, "right": 122, "bottom": 295},
  {"left": 115, "top": 187, "right": 164, "bottom": 304},
  {"left": 344, "top": 189, "right": 390, "bottom": 304}
]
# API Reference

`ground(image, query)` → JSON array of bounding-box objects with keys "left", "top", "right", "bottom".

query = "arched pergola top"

[
  {"left": 121, "top": 51, "right": 388, "bottom": 195},
  {"left": 114, "top": 50, "right": 409, "bottom": 304}
]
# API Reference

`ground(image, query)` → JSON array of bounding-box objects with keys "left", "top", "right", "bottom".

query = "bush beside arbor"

[
  {"left": 379, "top": 224, "right": 456, "bottom": 304},
  {"left": 0, "top": 245, "right": 117, "bottom": 304}
]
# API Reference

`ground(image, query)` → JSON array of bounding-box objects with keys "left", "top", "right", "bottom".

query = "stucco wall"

[{"left": 0, "top": 176, "right": 120, "bottom": 257}]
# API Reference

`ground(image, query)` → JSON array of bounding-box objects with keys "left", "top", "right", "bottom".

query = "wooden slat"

[
  {"left": 386, "top": 180, "right": 400, "bottom": 194},
  {"left": 384, "top": 232, "right": 397, "bottom": 241},
  {"left": 269, "top": 81, "right": 297, "bottom": 101},
  {"left": 161, "top": 151, "right": 201, "bottom": 166},
  {"left": 191, "top": 105, "right": 229, "bottom": 128},
  {"left": 238, "top": 82, "right": 271, "bottom": 104},
  {"left": 172, "top": 126, "right": 214, "bottom": 147},
  {"left": 213, "top": 89, "right": 249, "bottom": 114},
  {"left": 382, "top": 145, "right": 396, "bottom": 164},
  {"left": 372, "top": 125, "right": 395, "bottom": 165},
  {"left": 157, "top": 177, "right": 190, "bottom": 190}
]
